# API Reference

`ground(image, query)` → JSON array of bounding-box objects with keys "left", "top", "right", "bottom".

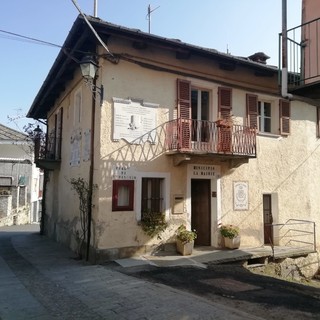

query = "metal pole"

[
  {"left": 94, "top": 0, "right": 98, "bottom": 17},
  {"left": 148, "top": 4, "right": 151, "bottom": 33},
  {"left": 282, "top": 0, "right": 287, "bottom": 70}
]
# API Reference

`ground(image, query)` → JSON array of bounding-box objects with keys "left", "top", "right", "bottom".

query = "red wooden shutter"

[
  {"left": 246, "top": 94, "right": 258, "bottom": 128},
  {"left": 317, "top": 107, "right": 320, "bottom": 138},
  {"left": 280, "top": 99, "right": 290, "bottom": 135},
  {"left": 56, "top": 108, "right": 63, "bottom": 159},
  {"left": 218, "top": 87, "right": 232, "bottom": 119},
  {"left": 177, "top": 79, "right": 191, "bottom": 149}
]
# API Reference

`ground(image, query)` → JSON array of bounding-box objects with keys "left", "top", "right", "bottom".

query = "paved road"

[{"left": 0, "top": 224, "right": 263, "bottom": 320}]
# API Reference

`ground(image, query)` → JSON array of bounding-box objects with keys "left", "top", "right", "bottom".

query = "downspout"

[
  {"left": 282, "top": 0, "right": 294, "bottom": 99},
  {"left": 40, "top": 126, "right": 49, "bottom": 236},
  {"left": 86, "top": 77, "right": 96, "bottom": 262}
]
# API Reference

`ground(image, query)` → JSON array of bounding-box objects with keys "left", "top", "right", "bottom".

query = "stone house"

[
  {"left": 0, "top": 124, "right": 43, "bottom": 226},
  {"left": 27, "top": 13, "right": 319, "bottom": 262}
]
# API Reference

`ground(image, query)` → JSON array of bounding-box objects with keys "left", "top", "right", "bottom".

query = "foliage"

[
  {"left": 176, "top": 225, "right": 197, "bottom": 244},
  {"left": 215, "top": 114, "right": 236, "bottom": 128},
  {"left": 139, "top": 211, "right": 168, "bottom": 239},
  {"left": 68, "top": 177, "right": 97, "bottom": 258},
  {"left": 220, "top": 224, "right": 240, "bottom": 239}
]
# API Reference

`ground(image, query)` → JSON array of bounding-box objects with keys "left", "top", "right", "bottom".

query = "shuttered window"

[
  {"left": 177, "top": 79, "right": 191, "bottom": 149},
  {"left": 317, "top": 107, "right": 320, "bottom": 138},
  {"left": 218, "top": 87, "right": 232, "bottom": 119},
  {"left": 280, "top": 99, "right": 290, "bottom": 135},
  {"left": 55, "top": 108, "right": 63, "bottom": 159},
  {"left": 246, "top": 94, "right": 258, "bottom": 128},
  {"left": 177, "top": 79, "right": 191, "bottom": 119}
]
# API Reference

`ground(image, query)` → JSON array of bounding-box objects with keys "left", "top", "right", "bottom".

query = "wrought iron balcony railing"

[
  {"left": 34, "top": 133, "right": 61, "bottom": 170},
  {"left": 279, "top": 17, "right": 320, "bottom": 93},
  {"left": 165, "top": 119, "right": 256, "bottom": 157}
]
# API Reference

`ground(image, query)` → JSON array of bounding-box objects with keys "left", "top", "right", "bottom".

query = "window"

[
  {"left": 112, "top": 180, "right": 134, "bottom": 211},
  {"left": 141, "top": 178, "right": 164, "bottom": 216},
  {"left": 74, "top": 90, "right": 82, "bottom": 125},
  {"left": 191, "top": 88, "right": 210, "bottom": 142},
  {"left": 191, "top": 89, "right": 210, "bottom": 121},
  {"left": 246, "top": 95, "right": 291, "bottom": 135},
  {"left": 258, "top": 101, "right": 271, "bottom": 133}
]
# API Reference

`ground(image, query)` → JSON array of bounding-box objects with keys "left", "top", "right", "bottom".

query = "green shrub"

[
  {"left": 220, "top": 224, "right": 239, "bottom": 239},
  {"left": 140, "top": 211, "right": 167, "bottom": 238},
  {"left": 176, "top": 225, "right": 197, "bottom": 244}
]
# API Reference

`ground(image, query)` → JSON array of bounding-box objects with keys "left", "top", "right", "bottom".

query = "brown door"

[
  {"left": 191, "top": 179, "right": 211, "bottom": 246},
  {"left": 263, "top": 194, "right": 273, "bottom": 244}
]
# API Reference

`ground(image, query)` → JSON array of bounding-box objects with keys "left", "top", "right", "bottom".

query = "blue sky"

[{"left": 0, "top": 0, "right": 301, "bottom": 131}]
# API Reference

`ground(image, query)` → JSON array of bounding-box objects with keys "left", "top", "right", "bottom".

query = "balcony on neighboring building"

[
  {"left": 34, "top": 133, "right": 61, "bottom": 170},
  {"left": 165, "top": 119, "right": 256, "bottom": 164},
  {"left": 280, "top": 17, "right": 320, "bottom": 100}
]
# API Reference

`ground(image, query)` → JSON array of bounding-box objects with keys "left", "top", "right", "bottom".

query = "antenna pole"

[
  {"left": 147, "top": 4, "right": 160, "bottom": 33},
  {"left": 94, "top": 0, "right": 98, "bottom": 17},
  {"left": 148, "top": 5, "right": 151, "bottom": 33}
]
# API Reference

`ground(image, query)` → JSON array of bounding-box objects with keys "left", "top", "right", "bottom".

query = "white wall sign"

[
  {"left": 70, "top": 129, "right": 81, "bottom": 166},
  {"left": 113, "top": 98, "right": 158, "bottom": 144},
  {"left": 82, "top": 129, "right": 91, "bottom": 162},
  {"left": 233, "top": 181, "right": 249, "bottom": 210}
]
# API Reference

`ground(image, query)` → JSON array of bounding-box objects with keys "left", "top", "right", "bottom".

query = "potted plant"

[
  {"left": 176, "top": 225, "right": 197, "bottom": 255},
  {"left": 220, "top": 224, "right": 240, "bottom": 249},
  {"left": 215, "top": 114, "right": 236, "bottom": 152},
  {"left": 215, "top": 114, "right": 236, "bottom": 128}
]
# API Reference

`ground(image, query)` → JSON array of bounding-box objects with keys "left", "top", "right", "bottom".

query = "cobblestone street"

[{"left": 0, "top": 225, "right": 262, "bottom": 320}]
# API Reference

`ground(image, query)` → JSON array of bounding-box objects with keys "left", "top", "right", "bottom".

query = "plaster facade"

[{"left": 29, "top": 15, "right": 319, "bottom": 261}]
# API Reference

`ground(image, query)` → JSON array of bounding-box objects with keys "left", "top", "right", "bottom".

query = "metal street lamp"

[{"left": 79, "top": 56, "right": 104, "bottom": 105}]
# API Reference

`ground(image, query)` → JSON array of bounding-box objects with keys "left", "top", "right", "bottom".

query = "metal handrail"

[{"left": 270, "top": 219, "right": 316, "bottom": 252}]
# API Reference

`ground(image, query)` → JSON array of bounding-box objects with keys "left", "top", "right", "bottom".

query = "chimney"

[{"left": 248, "top": 52, "right": 270, "bottom": 64}]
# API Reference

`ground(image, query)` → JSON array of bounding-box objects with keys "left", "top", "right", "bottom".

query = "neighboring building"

[
  {"left": 0, "top": 124, "right": 43, "bottom": 226},
  {"left": 27, "top": 14, "right": 319, "bottom": 263},
  {"left": 285, "top": 0, "right": 320, "bottom": 99}
]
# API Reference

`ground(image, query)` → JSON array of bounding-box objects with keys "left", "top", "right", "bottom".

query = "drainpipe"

[
  {"left": 86, "top": 60, "right": 98, "bottom": 262},
  {"left": 282, "top": 0, "right": 294, "bottom": 99}
]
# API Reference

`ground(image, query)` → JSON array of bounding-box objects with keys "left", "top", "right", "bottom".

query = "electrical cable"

[
  {"left": 0, "top": 29, "right": 92, "bottom": 64},
  {"left": 0, "top": 29, "right": 62, "bottom": 48}
]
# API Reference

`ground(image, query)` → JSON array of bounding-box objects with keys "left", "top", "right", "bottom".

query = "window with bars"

[{"left": 141, "top": 178, "right": 164, "bottom": 216}]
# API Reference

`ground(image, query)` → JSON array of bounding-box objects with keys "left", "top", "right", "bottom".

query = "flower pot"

[
  {"left": 224, "top": 236, "right": 241, "bottom": 249},
  {"left": 176, "top": 239, "right": 194, "bottom": 256}
]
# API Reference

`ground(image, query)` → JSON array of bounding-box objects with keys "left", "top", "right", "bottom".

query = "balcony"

[
  {"left": 34, "top": 134, "right": 61, "bottom": 170},
  {"left": 165, "top": 119, "right": 256, "bottom": 163},
  {"left": 280, "top": 17, "right": 320, "bottom": 100}
]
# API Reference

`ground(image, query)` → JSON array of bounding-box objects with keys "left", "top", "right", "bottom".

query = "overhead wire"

[
  {"left": 0, "top": 29, "right": 62, "bottom": 48},
  {"left": 0, "top": 29, "right": 90, "bottom": 64}
]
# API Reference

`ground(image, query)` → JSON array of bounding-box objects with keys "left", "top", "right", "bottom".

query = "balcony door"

[{"left": 191, "top": 89, "right": 210, "bottom": 144}]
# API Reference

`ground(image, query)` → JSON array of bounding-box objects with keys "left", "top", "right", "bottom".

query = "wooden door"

[
  {"left": 263, "top": 194, "right": 273, "bottom": 244},
  {"left": 191, "top": 179, "right": 211, "bottom": 245}
]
